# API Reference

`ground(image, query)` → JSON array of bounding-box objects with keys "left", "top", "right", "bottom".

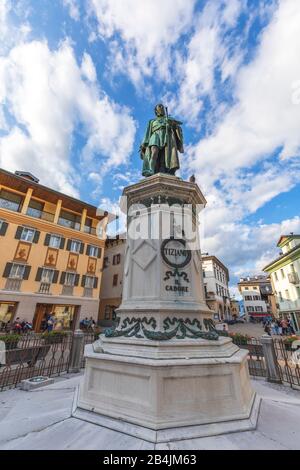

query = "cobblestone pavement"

[{"left": 228, "top": 322, "right": 266, "bottom": 338}]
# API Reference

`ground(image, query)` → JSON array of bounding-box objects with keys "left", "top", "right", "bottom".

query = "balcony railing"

[
  {"left": 26, "top": 207, "right": 55, "bottom": 223},
  {"left": 61, "top": 285, "right": 74, "bottom": 296},
  {"left": 5, "top": 278, "right": 22, "bottom": 291},
  {"left": 39, "top": 282, "right": 51, "bottom": 294},
  {"left": 84, "top": 226, "right": 97, "bottom": 235},
  {"left": 0, "top": 198, "right": 21, "bottom": 213},
  {"left": 288, "top": 272, "right": 300, "bottom": 285},
  {"left": 83, "top": 287, "right": 93, "bottom": 298},
  {"left": 58, "top": 217, "right": 98, "bottom": 236},
  {"left": 0, "top": 193, "right": 100, "bottom": 237},
  {"left": 57, "top": 217, "right": 81, "bottom": 231}
]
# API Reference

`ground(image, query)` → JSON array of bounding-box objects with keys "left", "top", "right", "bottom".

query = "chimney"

[{"left": 15, "top": 171, "right": 39, "bottom": 183}]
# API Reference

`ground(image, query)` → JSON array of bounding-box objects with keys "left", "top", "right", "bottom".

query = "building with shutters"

[
  {"left": 0, "top": 168, "right": 108, "bottom": 331},
  {"left": 98, "top": 235, "right": 126, "bottom": 323},
  {"left": 202, "top": 255, "right": 232, "bottom": 321},
  {"left": 264, "top": 234, "right": 300, "bottom": 331},
  {"left": 237, "top": 275, "right": 275, "bottom": 322}
]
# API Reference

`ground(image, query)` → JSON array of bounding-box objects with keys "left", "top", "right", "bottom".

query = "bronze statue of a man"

[{"left": 140, "top": 104, "right": 184, "bottom": 177}]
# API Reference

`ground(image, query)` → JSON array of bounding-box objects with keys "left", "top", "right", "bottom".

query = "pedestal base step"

[{"left": 72, "top": 388, "right": 261, "bottom": 444}]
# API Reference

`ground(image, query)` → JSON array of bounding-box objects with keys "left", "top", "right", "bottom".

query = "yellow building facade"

[{"left": 0, "top": 169, "right": 107, "bottom": 331}]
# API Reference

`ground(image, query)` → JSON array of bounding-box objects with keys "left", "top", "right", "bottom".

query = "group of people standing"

[
  {"left": 1, "top": 313, "right": 97, "bottom": 334},
  {"left": 79, "top": 317, "right": 96, "bottom": 331},
  {"left": 11, "top": 317, "right": 33, "bottom": 334},
  {"left": 42, "top": 313, "right": 57, "bottom": 332},
  {"left": 264, "top": 317, "right": 295, "bottom": 336}
]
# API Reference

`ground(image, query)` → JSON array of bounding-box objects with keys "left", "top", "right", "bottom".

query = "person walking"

[
  {"left": 271, "top": 320, "right": 277, "bottom": 335},
  {"left": 89, "top": 317, "right": 96, "bottom": 331},
  {"left": 80, "top": 317, "right": 89, "bottom": 331},
  {"left": 47, "top": 313, "right": 55, "bottom": 332},
  {"left": 276, "top": 319, "right": 282, "bottom": 335},
  {"left": 281, "top": 318, "right": 288, "bottom": 336},
  {"left": 287, "top": 319, "right": 295, "bottom": 335},
  {"left": 264, "top": 322, "right": 271, "bottom": 336},
  {"left": 13, "top": 317, "right": 22, "bottom": 334}
]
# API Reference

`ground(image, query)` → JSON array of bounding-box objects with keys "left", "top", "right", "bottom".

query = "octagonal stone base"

[
  {"left": 74, "top": 345, "right": 259, "bottom": 442},
  {"left": 94, "top": 335, "right": 239, "bottom": 359}
]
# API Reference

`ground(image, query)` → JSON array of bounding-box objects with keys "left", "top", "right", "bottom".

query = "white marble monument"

[{"left": 74, "top": 174, "right": 260, "bottom": 443}]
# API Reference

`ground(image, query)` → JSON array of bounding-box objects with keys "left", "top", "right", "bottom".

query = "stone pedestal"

[{"left": 74, "top": 174, "right": 259, "bottom": 442}]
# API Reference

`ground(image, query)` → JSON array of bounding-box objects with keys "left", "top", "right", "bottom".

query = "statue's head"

[{"left": 154, "top": 103, "right": 165, "bottom": 117}]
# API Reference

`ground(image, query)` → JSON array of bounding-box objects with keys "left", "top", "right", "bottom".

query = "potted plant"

[
  {"left": 283, "top": 335, "right": 299, "bottom": 351},
  {"left": 229, "top": 332, "right": 251, "bottom": 346},
  {"left": 93, "top": 326, "right": 101, "bottom": 340},
  {"left": 42, "top": 330, "right": 68, "bottom": 344},
  {"left": 0, "top": 334, "right": 20, "bottom": 350}
]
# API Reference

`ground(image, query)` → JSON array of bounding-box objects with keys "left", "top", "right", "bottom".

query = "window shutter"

[
  {"left": 35, "top": 267, "right": 43, "bottom": 281},
  {"left": 97, "top": 248, "right": 102, "bottom": 259},
  {"left": 74, "top": 274, "right": 80, "bottom": 286},
  {"left": 15, "top": 226, "right": 23, "bottom": 240},
  {"left": 44, "top": 234, "right": 51, "bottom": 246},
  {"left": 0, "top": 222, "right": 8, "bottom": 236},
  {"left": 81, "top": 275, "right": 86, "bottom": 287},
  {"left": 23, "top": 266, "right": 31, "bottom": 280},
  {"left": 52, "top": 270, "right": 59, "bottom": 284},
  {"left": 86, "top": 245, "right": 91, "bottom": 256},
  {"left": 33, "top": 231, "right": 40, "bottom": 244},
  {"left": 66, "top": 239, "right": 72, "bottom": 251},
  {"left": 93, "top": 277, "right": 98, "bottom": 289},
  {"left": 79, "top": 243, "right": 84, "bottom": 254},
  {"left": 3, "top": 262, "right": 13, "bottom": 278},
  {"left": 60, "top": 237, "right": 65, "bottom": 250},
  {"left": 60, "top": 271, "right": 66, "bottom": 285}
]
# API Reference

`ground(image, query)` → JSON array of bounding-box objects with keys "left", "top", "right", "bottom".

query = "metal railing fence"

[{"left": 0, "top": 331, "right": 95, "bottom": 391}]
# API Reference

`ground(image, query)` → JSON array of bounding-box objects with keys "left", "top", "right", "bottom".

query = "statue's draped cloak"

[{"left": 141, "top": 116, "right": 184, "bottom": 177}]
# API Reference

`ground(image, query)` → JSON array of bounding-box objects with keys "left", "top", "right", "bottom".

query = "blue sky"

[{"left": 1, "top": 0, "right": 300, "bottom": 295}]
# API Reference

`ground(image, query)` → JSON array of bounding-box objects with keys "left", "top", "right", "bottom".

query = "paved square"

[{"left": 0, "top": 374, "right": 299, "bottom": 450}]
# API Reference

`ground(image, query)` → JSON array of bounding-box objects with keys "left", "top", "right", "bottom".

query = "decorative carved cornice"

[{"left": 105, "top": 316, "right": 225, "bottom": 341}]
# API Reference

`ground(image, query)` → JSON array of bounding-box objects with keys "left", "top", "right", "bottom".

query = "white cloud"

[
  {"left": 0, "top": 0, "right": 31, "bottom": 54},
  {"left": 100, "top": 196, "right": 127, "bottom": 236},
  {"left": 0, "top": 0, "right": 11, "bottom": 38},
  {"left": 81, "top": 52, "right": 97, "bottom": 82},
  {"left": 88, "top": 0, "right": 196, "bottom": 87},
  {"left": 222, "top": 0, "right": 244, "bottom": 27},
  {"left": 190, "top": 0, "right": 300, "bottom": 172},
  {"left": 166, "top": 0, "right": 247, "bottom": 128},
  {"left": 0, "top": 40, "right": 136, "bottom": 196},
  {"left": 62, "top": 0, "right": 80, "bottom": 21},
  {"left": 201, "top": 215, "right": 300, "bottom": 278},
  {"left": 183, "top": 0, "right": 300, "bottom": 282},
  {"left": 196, "top": 159, "right": 300, "bottom": 283}
]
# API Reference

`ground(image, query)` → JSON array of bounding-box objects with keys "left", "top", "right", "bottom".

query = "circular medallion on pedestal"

[{"left": 161, "top": 238, "right": 191, "bottom": 269}]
